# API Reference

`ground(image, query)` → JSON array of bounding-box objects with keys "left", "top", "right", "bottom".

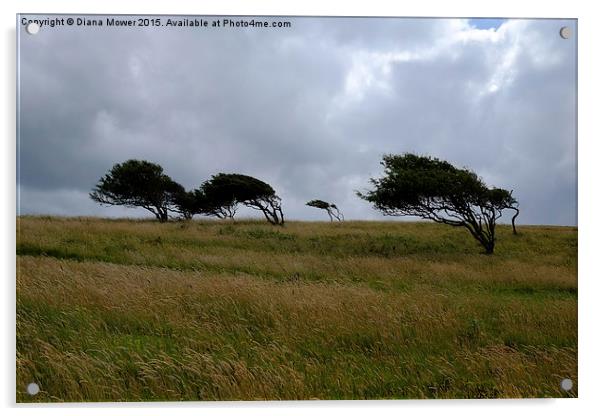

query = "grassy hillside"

[{"left": 16, "top": 216, "right": 577, "bottom": 401}]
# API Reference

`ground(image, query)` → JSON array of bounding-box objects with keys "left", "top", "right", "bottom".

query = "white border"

[{"left": 3, "top": 1, "right": 600, "bottom": 415}]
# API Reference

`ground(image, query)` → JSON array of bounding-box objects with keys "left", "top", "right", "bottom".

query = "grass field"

[{"left": 16, "top": 216, "right": 577, "bottom": 401}]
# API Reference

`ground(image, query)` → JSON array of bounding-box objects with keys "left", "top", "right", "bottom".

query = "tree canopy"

[
  {"left": 357, "top": 153, "right": 519, "bottom": 253},
  {"left": 171, "top": 189, "right": 202, "bottom": 220},
  {"left": 176, "top": 173, "right": 284, "bottom": 225},
  {"left": 197, "top": 174, "right": 241, "bottom": 219},
  {"left": 306, "top": 199, "right": 344, "bottom": 222},
  {"left": 90, "top": 159, "right": 184, "bottom": 222},
  {"left": 222, "top": 174, "right": 284, "bottom": 226}
]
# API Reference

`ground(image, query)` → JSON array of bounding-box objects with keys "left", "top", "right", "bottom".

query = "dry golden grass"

[{"left": 16, "top": 217, "right": 577, "bottom": 401}]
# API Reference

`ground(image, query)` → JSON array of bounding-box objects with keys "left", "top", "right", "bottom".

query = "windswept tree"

[
  {"left": 172, "top": 189, "right": 201, "bottom": 220},
  {"left": 197, "top": 174, "right": 241, "bottom": 219},
  {"left": 306, "top": 199, "right": 344, "bottom": 222},
  {"left": 189, "top": 173, "right": 285, "bottom": 225},
  {"left": 90, "top": 159, "right": 184, "bottom": 222},
  {"left": 238, "top": 175, "right": 284, "bottom": 226},
  {"left": 357, "top": 154, "right": 519, "bottom": 254}
]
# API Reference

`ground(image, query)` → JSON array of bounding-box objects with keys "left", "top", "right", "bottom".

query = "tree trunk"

[
  {"left": 511, "top": 208, "right": 519, "bottom": 235},
  {"left": 331, "top": 206, "right": 344, "bottom": 221},
  {"left": 159, "top": 210, "right": 168, "bottom": 223},
  {"left": 263, "top": 201, "right": 284, "bottom": 226},
  {"left": 484, "top": 241, "right": 494, "bottom": 254},
  {"left": 463, "top": 220, "right": 495, "bottom": 254},
  {"left": 482, "top": 227, "right": 495, "bottom": 254},
  {"left": 226, "top": 206, "right": 236, "bottom": 219}
]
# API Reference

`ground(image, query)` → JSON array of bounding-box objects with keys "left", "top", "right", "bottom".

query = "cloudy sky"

[{"left": 17, "top": 16, "right": 577, "bottom": 225}]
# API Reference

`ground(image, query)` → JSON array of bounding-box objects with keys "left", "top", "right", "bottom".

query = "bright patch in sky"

[{"left": 468, "top": 18, "right": 506, "bottom": 31}]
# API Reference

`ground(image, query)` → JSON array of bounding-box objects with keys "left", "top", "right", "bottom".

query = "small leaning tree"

[
  {"left": 306, "top": 199, "right": 344, "bottom": 221},
  {"left": 357, "top": 154, "right": 519, "bottom": 254},
  {"left": 90, "top": 159, "right": 184, "bottom": 222}
]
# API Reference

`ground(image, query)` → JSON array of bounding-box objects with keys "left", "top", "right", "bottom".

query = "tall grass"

[{"left": 17, "top": 217, "right": 577, "bottom": 401}]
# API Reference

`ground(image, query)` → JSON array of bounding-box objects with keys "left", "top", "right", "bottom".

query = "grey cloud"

[{"left": 18, "top": 17, "right": 577, "bottom": 225}]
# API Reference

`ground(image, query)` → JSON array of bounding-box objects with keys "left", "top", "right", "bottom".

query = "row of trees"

[
  {"left": 90, "top": 154, "right": 520, "bottom": 253},
  {"left": 90, "top": 160, "right": 285, "bottom": 225}
]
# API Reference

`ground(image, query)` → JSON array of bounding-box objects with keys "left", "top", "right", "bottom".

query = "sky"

[
  {"left": 17, "top": 16, "right": 577, "bottom": 225},
  {"left": 468, "top": 18, "right": 505, "bottom": 30}
]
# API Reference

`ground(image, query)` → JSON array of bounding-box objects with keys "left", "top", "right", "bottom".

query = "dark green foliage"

[
  {"left": 171, "top": 190, "right": 198, "bottom": 220},
  {"left": 306, "top": 199, "right": 344, "bottom": 222},
  {"left": 188, "top": 173, "right": 285, "bottom": 225},
  {"left": 197, "top": 173, "right": 244, "bottom": 219},
  {"left": 358, "top": 154, "right": 519, "bottom": 253},
  {"left": 306, "top": 199, "right": 331, "bottom": 210},
  {"left": 90, "top": 160, "right": 184, "bottom": 222}
]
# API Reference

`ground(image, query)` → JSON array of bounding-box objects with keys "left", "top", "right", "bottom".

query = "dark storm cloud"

[{"left": 17, "top": 17, "right": 577, "bottom": 224}]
